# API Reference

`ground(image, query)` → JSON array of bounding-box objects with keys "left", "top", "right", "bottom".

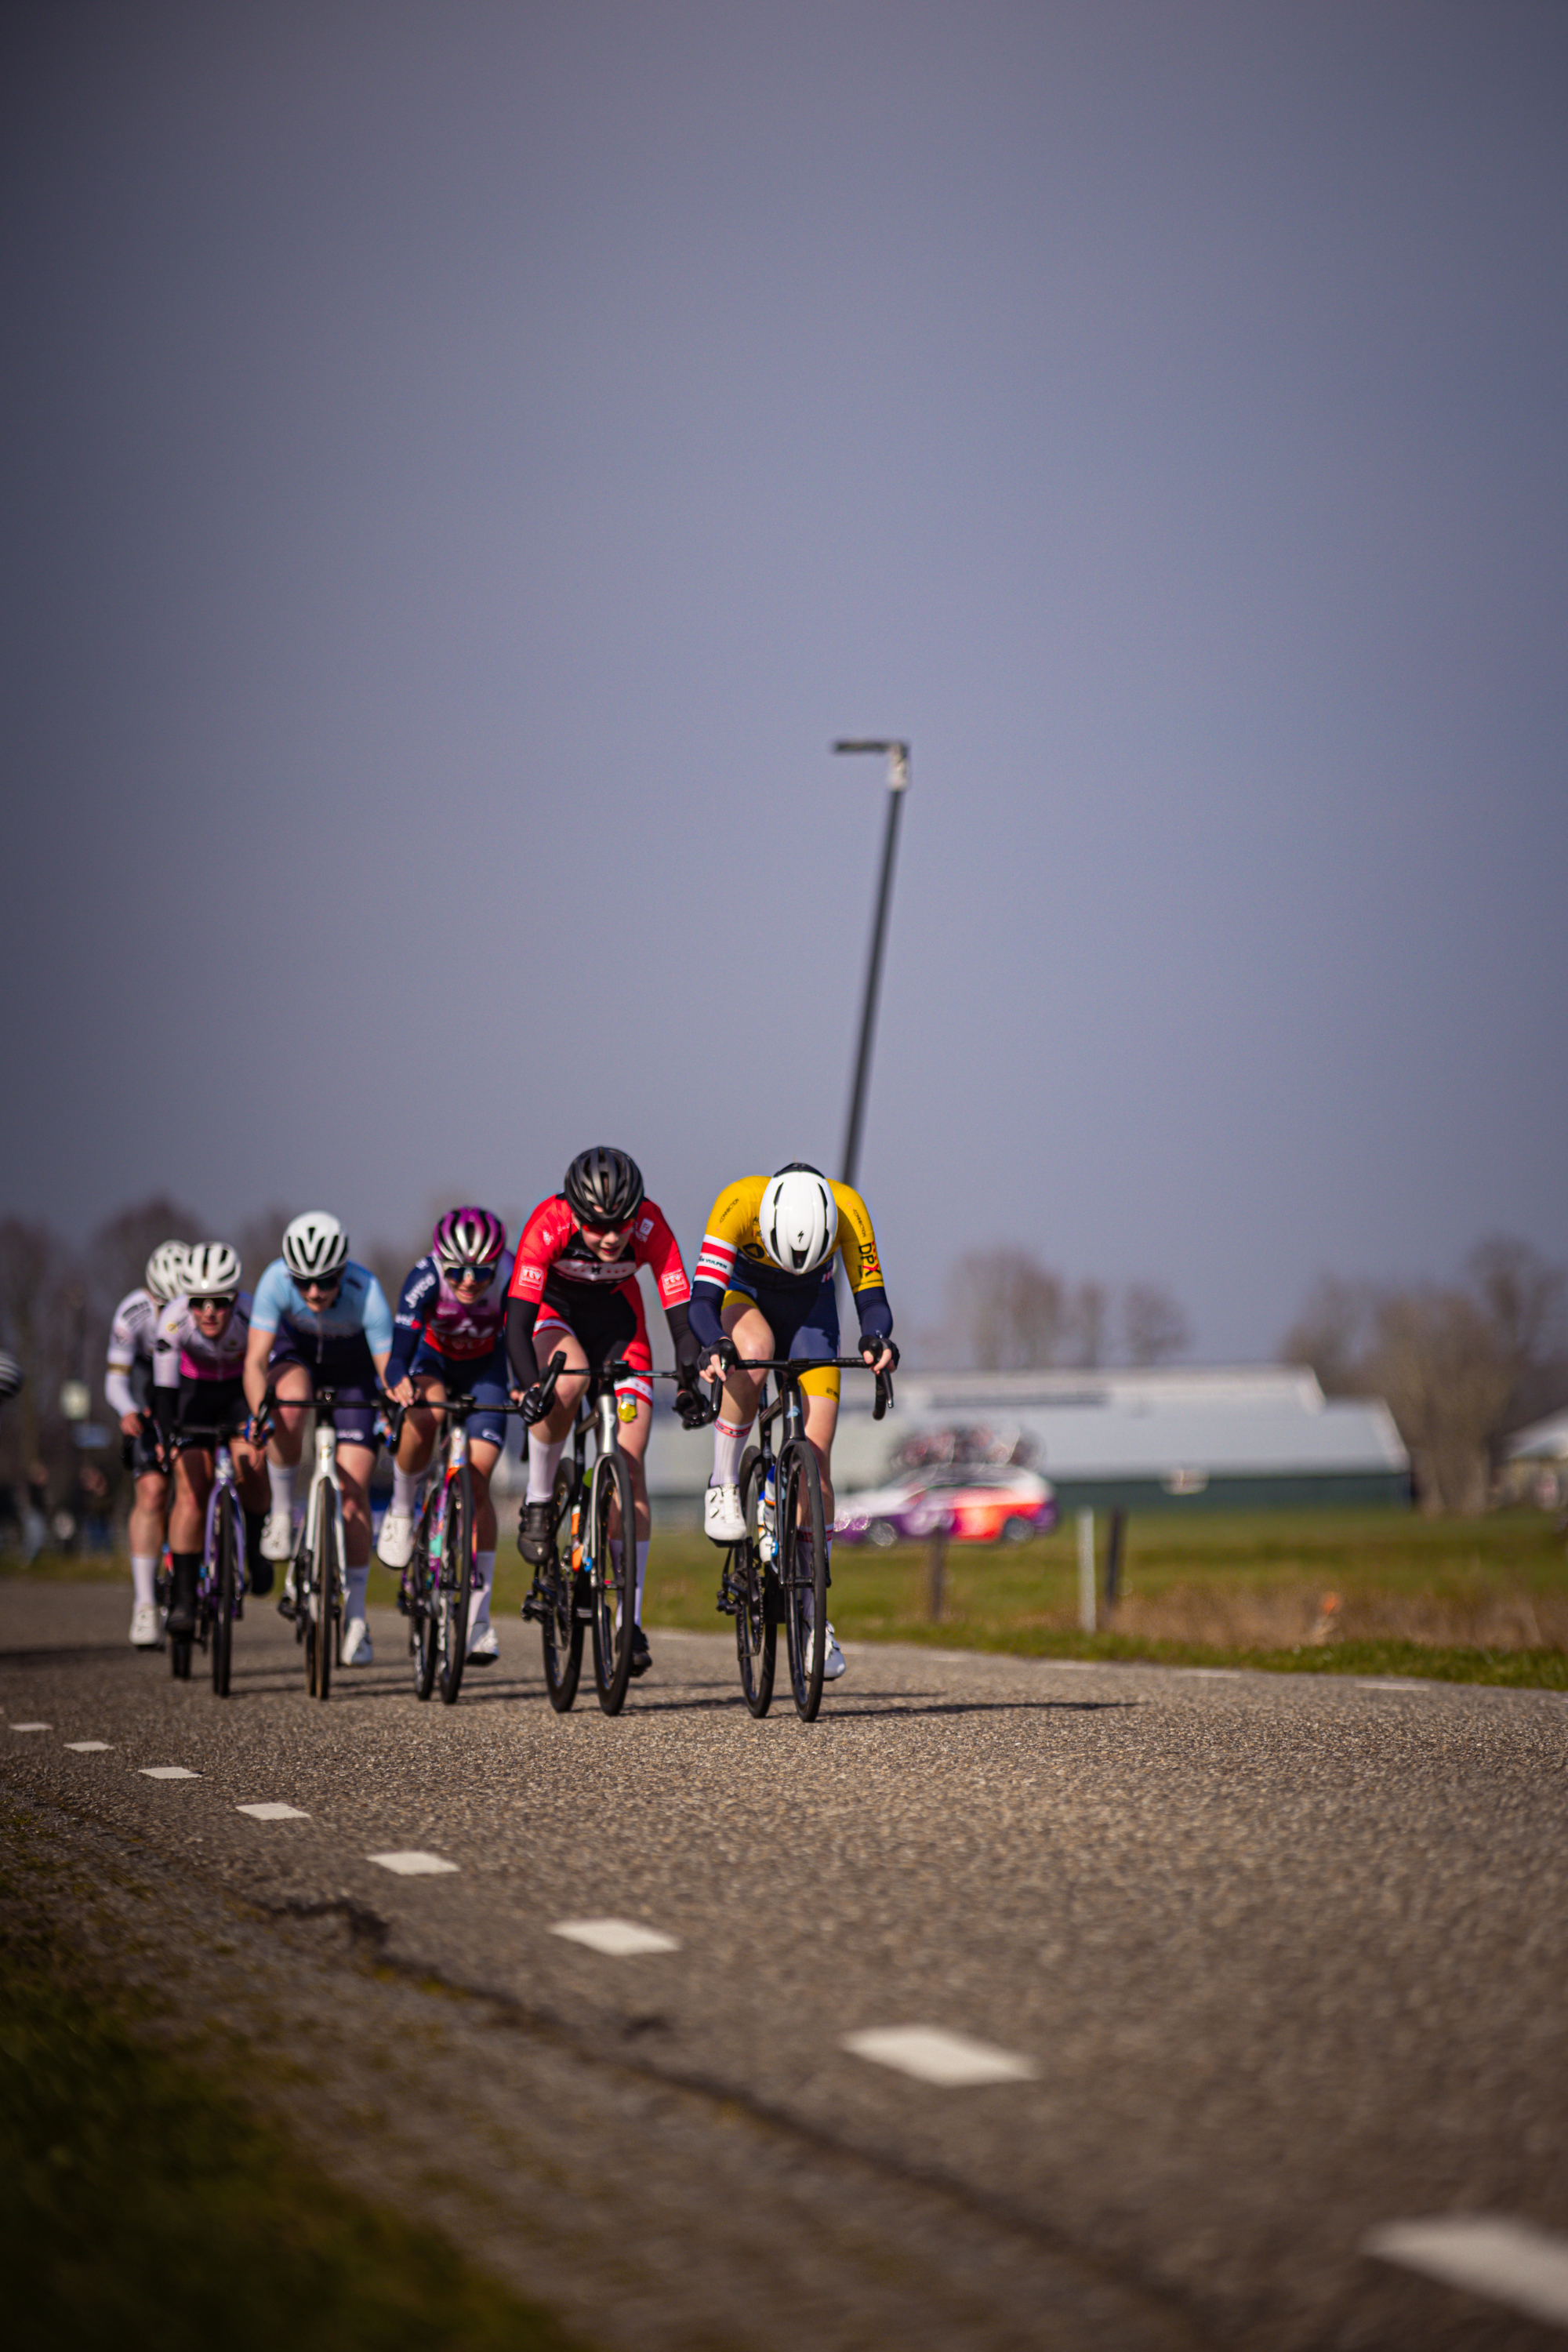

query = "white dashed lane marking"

[
  {"left": 65, "top": 1741, "right": 112, "bottom": 1751},
  {"left": 1366, "top": 2216, "right": 1568, "bottom": 2328},
  {"left": 238, "top": 1802, "right": 309, "bottom": 1821},
  {"left": 842, "top": 2026, "right": 1037, "bottom": 2086},
  {"left": 10, "top": 1722, "right": 52, "bottom": 1733},
  {"left": 550, "top": 1918, "right": 679, "bottom": 1957},
  {"left": 140, "top": 1766, "right": 201, "bottom": 1780},
  {"left": 368, "top": 1851, "right": 458, "bottom": 1876},
  {"left": 1359, "top": 1680, "right": 1435, "bottom": 1693}
]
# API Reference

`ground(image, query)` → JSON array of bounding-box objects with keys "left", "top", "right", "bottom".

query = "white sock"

[
  {"left": 391, "top": 1463, "right": 420, "bottom": 1515},
  {"left": 528, "top": 1433, "right": 564, "bottom": 1503},
  {"left": 470, "top": 1549, "right": 495, "bottom": 1638},
  {"left": 268, "top": 1463, "right": 293, "bottom": 1517},
  {"left": 710, "top": 1416, "right": 750, "bottom": 1488},
  {"left": 131, "top": 1553, "right": 157, "bottom": 1608},
  {"left": 346, "top": 1563, "right": 369, "bottom": 1624},
  {"left": 635, "top": 1537, "right": 649, "bottom": 1623}
]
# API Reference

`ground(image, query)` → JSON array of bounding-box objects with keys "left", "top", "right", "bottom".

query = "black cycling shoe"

[
  {"left": 630, "top": 1627, "right": 652, "bottom": 1679},
  {"left": 519, "top": 1499, "right": 557, "bottom": 1568},
  {"left": 276, "top": 1591, "right": 297, "bottom": 1622},
  {"left": 249, "top": 1559, "right": 274, "bottom": 1598},
  {"left": 520, "top": 1573, "right": 550, "bottom": 1624}
]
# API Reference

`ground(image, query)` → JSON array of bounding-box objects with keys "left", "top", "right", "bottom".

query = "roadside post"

[
  {"left": 1104, "top": 1508, "right": 1127, "bottom": 1612},
  {"left": 833, "top": 739, "right": 910, "bottom": 1190},
  {"left": 1076, "top": 1508, "right": 1096, "bottom": 1633},
  {"left": 927, "top": 1519, "right": 947, "bottom": 1623}
]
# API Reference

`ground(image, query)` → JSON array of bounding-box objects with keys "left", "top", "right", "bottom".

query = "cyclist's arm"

[
  {"left": 104, "top": 1348, "right": 139, "bottom": 1425},
  {"left": 359, "top": 1272, "right": 395, "bottom": 1359},
  {"left": 384, "top": 1261, "right": 435, "bottom": 1394},
  {"left": 688, "top": 1181, "right": 752, "bottom": 1356},
  {"left": 636, "top": 1203, "right": 701, "bottom": 1374},
  {"left": 831, "top": 1180, "right": 895, "bottom": 1356},
  {"left": 242, "top": 1322, "right": 274, "bottom": 1414},
  {"left": 506, "top": 1296, "right": 541, "bottom": 1390}
]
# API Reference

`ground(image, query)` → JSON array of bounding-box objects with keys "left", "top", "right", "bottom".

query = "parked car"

[{"left": 833, "top": 1463, "right": 1057, "bottom": 1548}]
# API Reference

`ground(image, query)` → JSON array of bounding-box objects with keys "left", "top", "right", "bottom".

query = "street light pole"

[{"left": 833, "top": 739, "right": 909, "bottom": 1190}]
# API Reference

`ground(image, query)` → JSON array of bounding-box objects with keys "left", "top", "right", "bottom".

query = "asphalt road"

[{"left": 4, "top": 1579, "right": 1568, "bottom": 2350}]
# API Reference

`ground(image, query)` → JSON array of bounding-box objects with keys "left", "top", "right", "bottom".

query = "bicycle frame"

[
  {"left": 301, "top": 1410, "right": 348, "bottom": 1623},
  {"left": 201, "top": 1439, "right": 246, "bottom": 1608}
]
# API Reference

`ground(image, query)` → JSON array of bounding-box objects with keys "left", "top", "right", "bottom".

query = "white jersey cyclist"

[{"left": 106, "top": 1289, "right": 160, "bottom": 1423}]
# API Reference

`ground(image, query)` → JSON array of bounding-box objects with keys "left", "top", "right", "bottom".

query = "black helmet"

[{"left": 563, "top": 1147, "right": 645, "bottom": 1227}]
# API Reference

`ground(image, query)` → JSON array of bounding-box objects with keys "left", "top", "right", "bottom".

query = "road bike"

[
  {"left": 274, "top": 1385, "right": 358, "bottom": 1702},
  {"left": 520, "top": 1353, "right": 659, "bottom": 1719},
  {"left": 716, "top": 1357, "right": 894, "bottom": 1723},
  {"left": 394, "top": 1390, "right": 527, "bottom": 1708},
  {"left": 153, "top": 1411, "right": 249, "bottom": 1695}
]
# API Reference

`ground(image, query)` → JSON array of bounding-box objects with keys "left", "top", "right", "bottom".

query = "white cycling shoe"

[
  {"left": 260, "top": 1508, "right": 295, "bottom": 1562},
  {"left": 822, "top": 1623, "right": 847, "bottom": 1680},
  {"left": 704, "top": 1482, "right": 746, "bottom": 1544},
  {"left": 341, "top": 1617, "right": 374, "bottom": 1666},
  {"left": 376, "top": 1510, "right": 416, "bottom": 1570},
  {"left": 466, "top": 1624, "right": 499, "bottom": 1664},
  {"left": 129, "top": 1602, "right": 161, "bottom": 1650}
]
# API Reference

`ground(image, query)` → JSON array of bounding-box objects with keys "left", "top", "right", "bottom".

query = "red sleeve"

[
  {"left": 633, "top": 1200, "right": 692, "bottom": 1309},
  {"left": 507, "top": 1196, "right": 574, "bottom": 1305}
]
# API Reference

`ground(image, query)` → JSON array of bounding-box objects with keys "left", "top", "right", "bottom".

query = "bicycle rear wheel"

[
  {"left": 590, "top": 1448, "right": 637, "bottom": 1716},
  {"left": 410, "top": 1499, "right": 438, "bottom": 1700},
  {"left": 541, "top": 1458, "right": 583, "bottom": 1712},
  {"left": 210, "top": 1492, "right": 238, "bottom": 1698},
  {"left": 781, "top": 1437, "right": 827, "bottom": 1722},
  {"left": 734, "top": 1447, "right": 775, "bottom": 1718},
  {"left": 437, "top": 1465, "right": 472, "bottom": 1706}
]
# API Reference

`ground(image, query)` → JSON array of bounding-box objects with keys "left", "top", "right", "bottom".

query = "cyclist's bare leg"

[
  {"left": 718, "top": 1300, "right": 773, "bottom": 1427},
  {"left": 336, "top": 1443, "right": 376, "bottom": 1569},
  {"left": 532, "top": 1323, "right": 588, "bottom": 1441},
  {"left": 470, "top": 1439, "right": 500, "bottom": 1549},
  {"left": 169, "top": 1447, "right": 213, "bottom": 1552},
  {"left": 267, "top": 1363, "right": 314, "bottom": 1469},
  {"left": 129, "top": 1469, "right": 169, "bottom": 1559},
  {"left": 397, "top": 1372, "right": 444, "bottom": 1477},
  {"left": 230, "top": 1437, "right": 270, "bottom": 1515}
]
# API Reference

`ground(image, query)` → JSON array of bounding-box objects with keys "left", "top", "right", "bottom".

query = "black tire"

[
  {"left": 867, "top": 1518, "right": 897, "bottom": 1549},
  {"left": 437, "top": 1466, "right": 472, "bottom": 1706},
  {"left": 590, "top": 1446, "right": 637, "bottom": 1716},
  {"left": 411, "top": 1500, "right": 438, "bottom": 1700},
  {"left": 210, "top": 1493, "right": 238, "bottom": 1698},
  {"left": 1000, "top": 1515, "right": 1033, "bottom": 1544},
  {"left": 171, "top": 1633, "right": 192, "bottom": 1680},
  {"left": 734, "top": 1446, "right": 775, "bottom": 1718},
  {"left": 314, "top": 1504, "right": 336, "bottom": 1702},
  {"left": 781, "top": 1436, "right": 828, "bottom": 1722},
  {"left": 542, "top": 1457, "right": 583, "bottom": 1712}
]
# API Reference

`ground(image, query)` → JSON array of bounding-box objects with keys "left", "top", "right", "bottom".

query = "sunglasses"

[
  {"left": 192, "top": 1294, "right": 237, "bottom": 1313},
  {"left": 441, "top": 1262, "right": 495, "bottom": 1285},
  {"left": 580, "top": 1219, "right": 632, "bottom": 1240},
  {"left": 298, "top": 1276, "right": 343, "bottom": 1297}
]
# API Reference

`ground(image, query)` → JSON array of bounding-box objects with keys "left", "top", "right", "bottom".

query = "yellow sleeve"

[
  {"left": 703, "top": 1176, "right": 767, "bottom": 1250},
  {"left": 829, "top": 1182, "right": 885, "bottom": 1294}
]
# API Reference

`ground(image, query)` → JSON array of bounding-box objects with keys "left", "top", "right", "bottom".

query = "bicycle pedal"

[{"left": 276, "top": 1594, "right": 297, "bottom": 1621}]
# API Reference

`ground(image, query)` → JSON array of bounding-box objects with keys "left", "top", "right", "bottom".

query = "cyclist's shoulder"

[
  {"left": 517, "top": 1195, "right": 574, "bottom": 1254},
  {"left": 707, "top": 1175, "right": 767, "bottom": 1233},
  {"left": 829, "top": 1179, "right": 877, "bottom": 1229},
  {"left": 109, "top": 1286, "right": 154, "bottom": 1338},
  {"left": 397, "top": 1252, "right": 440, "bottom": 1305},
  {"left": 250, "top": 1258, "right": 292, "bottom": 1319}
]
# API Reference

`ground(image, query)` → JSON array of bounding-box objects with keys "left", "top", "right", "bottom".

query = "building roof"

[{"left": 1506, "top": 1409, "right": 1568, "bottom": 1462}]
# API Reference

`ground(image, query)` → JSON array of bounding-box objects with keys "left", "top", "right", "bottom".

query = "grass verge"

[{"left": 0, "top": 1893, "right": 579, "bottom": 2352}]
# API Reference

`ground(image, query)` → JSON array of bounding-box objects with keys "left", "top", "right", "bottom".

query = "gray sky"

[{"left": 4, "top": 1, "right": 1565, "bottom": 1357}]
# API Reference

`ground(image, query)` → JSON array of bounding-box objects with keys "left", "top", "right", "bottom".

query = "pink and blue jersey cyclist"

[{"left": 378, "top": 1207, "right": 513, "bottom": 1662}]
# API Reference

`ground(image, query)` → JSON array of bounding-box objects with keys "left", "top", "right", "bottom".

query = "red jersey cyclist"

[{"left": 505, "top": 1147, "right": 702, "bottom": 1679}]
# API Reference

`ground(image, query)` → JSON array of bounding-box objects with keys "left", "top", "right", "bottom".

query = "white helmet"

[
  {"left": 184, "top": 1243, "right": 241, "bottom": 1298},
  {"left": 282, "top": 1212, "right": 348, "bottom": 1282},
  {"left": 758, "top": 1165, "right": 839, "bottom": 1277},
  {"left": 144, "top": 1241, "right": 189, "bottom": 1303}
]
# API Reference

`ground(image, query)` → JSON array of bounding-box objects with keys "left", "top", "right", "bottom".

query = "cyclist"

[
  {"left": 689, "top": 1163, "right": 898, "bottom": 1682},
  {"left": 105, "top": 1238, "right": 187, "bottom": 1647},
  {"left": 151, "top": 1245, "right": 270, "bottom": 1639},
  {"left": 379, "top": 1207, "right": 513, "bottom": 1663},
  {"left": 243, "top": 1212, "right": 394, "bottom": 1666},
  {"left": 506, "top": 1147, "right": 703, "bottom": 1679}
]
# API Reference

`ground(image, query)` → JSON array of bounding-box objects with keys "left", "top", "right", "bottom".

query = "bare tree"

[
  {"left": 1122, "top": 1280, "right": 1192, "bottom": 1366},
  {"left": 946, "top": 1247, "right": 1069, "bottom": 1370},
  {"left": 87, "top": 1195, "right": 203, "bottom": 1334},
  {"left": 0, "top": 1216, "right": 78, "bottom": 1490},
  {"left": 1066, "top": 1279, "right": 1109, "bottom": 1369},
  {"left": 1280, "top": 1272, "right": 1378, "bottom": 1396}
]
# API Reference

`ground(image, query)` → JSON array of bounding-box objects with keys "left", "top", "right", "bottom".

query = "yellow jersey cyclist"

[{"left": 689, "top": 1163, "right": 898, "bottom": 1683}]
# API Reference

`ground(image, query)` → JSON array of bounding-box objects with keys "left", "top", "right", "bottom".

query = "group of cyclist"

[{"left": 102, "top": 1149, "right": 898, "bottom": 1684}]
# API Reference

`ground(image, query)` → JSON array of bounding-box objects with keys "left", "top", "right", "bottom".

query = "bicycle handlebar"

[{"left": 709, "top": 1356, "right": 897, "bottom": 1421}]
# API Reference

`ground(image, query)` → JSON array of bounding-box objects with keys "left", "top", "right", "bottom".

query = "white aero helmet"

[
  {"left": 282, "top": 1211, "right": 349, "bottom": 1282},
  {"left": 184, "top": 1243, "right": 241, "bottom": 1298},
  {"left": 758, "top": 1164, "right": 839, "bottom": 1278},
  {"left": 144, "top": 1240, "right": 189, "bottom": 1303}
]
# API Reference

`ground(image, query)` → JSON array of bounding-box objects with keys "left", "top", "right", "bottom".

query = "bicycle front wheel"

[
  {"left": 210, "top": 1492, "right": 238, "bottom": 1698},
  {"left": 590, "top": 1448, "right": 637, "bottom": 1716},
  {"left": 311, "top": 1503, "right": 336, "bottom": 1702},
  {"left": 410, "top": 1501, "right": 438, "bottom": 1701},
  {"left": 437, "top": 1466, "right": 473, "bottom": 1706},
  {"left": 781, "top": 1437, "right": 827, "bottom": 1722},
  {"left": 734, "top": 1447, "right": 775, "bottom": 1718},
  {"left": 541, "top": 1458, "right": 583, "bottom": 1712}
]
